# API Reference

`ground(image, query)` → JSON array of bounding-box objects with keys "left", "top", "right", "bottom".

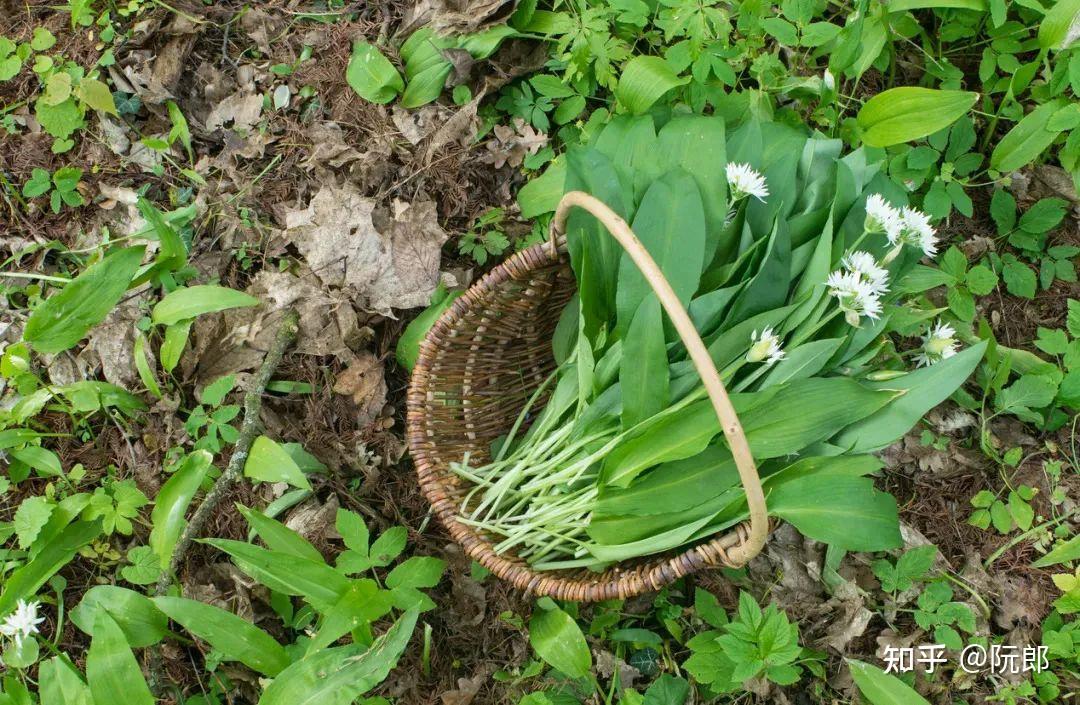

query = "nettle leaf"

[
  {"left": 1018, "top": 198, "right": 1067, "bottom": 233},
  {"left": 857, "top": 88, "right": 978, "bottom": 147},
  {"left": 996, "top": 373, "right": 1058, "bottom": 417},
  {"left": 24, "top": 246, "right": 145, "bottom": 354},
  {"left": 14, "top": 496, "right": 54, "bottom": 549},
  {"left": 346, "top": 41, "right": 404, "bottom": 104},
  {"left": 1002, "top": 258, "right": 1037, "bottom": 298}
]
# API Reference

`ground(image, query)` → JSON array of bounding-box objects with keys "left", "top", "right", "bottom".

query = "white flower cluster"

[
  {"left": 864, "top": 194, "right": 937, "bottom": 261},
  {"left": 827, "top": 251, "right": 890, "bottom": 326},
  {"left": 746, "top": 327, "right": 786, "bottom": 366},
  {"left": 0, "top": 600, "right": 44, "bottom": 648},
  {"left": 917, "top": 321, "right": 959, "bottom": 367},
  {"left": 726, "top": 163, "right": 769, "bottom": 202}
]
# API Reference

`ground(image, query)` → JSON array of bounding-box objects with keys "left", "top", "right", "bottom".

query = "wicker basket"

[{"left": 407, "top": 192, "right": 771, "bottom": 601}]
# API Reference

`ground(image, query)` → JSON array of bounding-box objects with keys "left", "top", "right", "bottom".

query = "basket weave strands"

[{"left": 407, "top": 192, "right": 771, "bottom": 601}]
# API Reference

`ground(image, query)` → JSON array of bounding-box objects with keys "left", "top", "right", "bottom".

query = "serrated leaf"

[{"left": 76, "top": 78, "right": 117, "bottom": 115}]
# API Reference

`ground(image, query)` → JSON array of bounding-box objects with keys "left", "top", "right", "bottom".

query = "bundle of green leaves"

[{"left": 450, "top": 112, "right": 987, "bottom": 571}]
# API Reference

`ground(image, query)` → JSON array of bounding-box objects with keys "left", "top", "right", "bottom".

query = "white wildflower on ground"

[
  {"left": 842, "top": 251, "right": 890, "bottom": 295},
  {"left": 829, "top": 261, "right": 881, "bottom": 328},
  {"left": 916, "top": 321, "right": 959, "bottom": 367},
  {"left": 746, "top": 327, "right": 786, "bottom": 366},
  {"left": 725, "top": 163, "right": 769, "bottom": 202},
  {"left": 0, "top": 600, "right": 44, "bottom": 647},
  {"left": 864, "top": 193, "right": 901, "bottom": 239},
  {"left": 884, "top": 206, "right": 938, "bottom": 261}
]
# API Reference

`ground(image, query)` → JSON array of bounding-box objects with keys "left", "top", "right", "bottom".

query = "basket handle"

[{"left": 549, "top": 191, "right": 768, "bottom": 567}]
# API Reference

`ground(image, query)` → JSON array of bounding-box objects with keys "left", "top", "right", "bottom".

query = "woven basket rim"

[{"left": 406, "top": 240, "right": 760, "bottom": 601}]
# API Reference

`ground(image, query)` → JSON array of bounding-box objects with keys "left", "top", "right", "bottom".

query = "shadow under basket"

[{"left": 407, "top": 194, "right": 767, "bottom": 601}]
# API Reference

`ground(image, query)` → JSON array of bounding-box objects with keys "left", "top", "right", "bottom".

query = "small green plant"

[
  {"left": 458, "top": 208, "right": 510, "bottom": 265},
  {"left": 969, "top": 485, "right": 1037, "bottom": 534},
  {"left": 684, "top": 591, "right": 819, "bottom": 693},
  {"left": 872, "top": 545, "right": 937, "bottom": 594},
  {"left": 21, "top": 166, "right": 84, "bottom": 212},
  {"left": 912, "top": 580, "right": 977, "bottom": 650}
]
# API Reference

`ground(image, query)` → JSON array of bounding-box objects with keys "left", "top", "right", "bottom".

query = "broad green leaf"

[
  {"left": 604, "top": 377, "right": 892, "bottom": 487},
  {"left": 9, "top": 445, "right": 61, "bottom": 477},
  {"left": 396, "top": 288, "right": 463, "bottom": 371},
  {"left": 386, "top": 556, "right": 446, "bottom": 589},
  {"left": 151, "top": 285, "right": 259, "bottom": 326},
  {"left": 133, "top": 197, "right": 187, "bottom": 286},
  {"left": 991, "top": 100, "right": 1067, "bottom": 173},
  {"left": 201, "top": 539, "right": 349, "bottom": 610},
  {"left": 133, "top": 333, "right": 162, "bottom": 398},
  {"left": 0, "top": 520, "right": 100, "bottom": 615},
  {"left": 834, "top": 341, "right": 987, "bottom": 452},
  {"left": 887, "top": 0, "right": 986, "bottom": 8},
  {"left": 616, "top": 170, "right": 706, "bottom": 333},
  {"left": 149, "top": 450, "right": 212, "bottom": 566},
  {"left": 857, "top": 88, "right": 978, "bottom": 147},
  {"left": 245, "top": 435, "right": 312, "bottom": 489},
  {"left": 1033, "top": 534, "right": 1080, "bottom": 568},
  {"left": 257, "top": 609, "right": 418, "bottom": 705},
  {"left": 86, "top": 611, "right": 154, "bottom": 705},
  {"left": 656, "top": 116, "right": 728, "bottom": 260},
  {"left": 847, "top": 659, "right": 931, "bottom": 705},
  {"left": 39, "top": 657, "right": 92, "bottom": 705},
  {"left": 153, "top": 596, "right": 290, "bottom": 676},
  {"left": 529, "top": 603, "right": 592, "bottom": 678},
  {"left": 75, "top": 77, "right": 117, "bottom": 115},
  {"left": 238, "top": 504, "right": 323, "bottom": 562},
  {"left": 305, "top": 580, "right": 394, "bottom": 654},
  {"left": 1038, "top": 0, "right": 1080, "bottom": 49},
  {"left": 615, "top": 56, "right": 689, "bottom": 115},
  {"left": 621, "top": 298, "right": 670, "bottom": 428},
  {"left": 760, "top": 339, "right": 844, "bottom": 387},
  {"left": 24, "top": 246, "right": 145, "bottom": 354},
  {"left": 160, "top": 319, "right": 192, "bottom": 373},
  {"left": 517, "top": 157, "right": 566, "bottom": 218},
  {"left": 70, "top": 585, "right": 168, "bottom": 648},
  {"left": 770, "top": 474, "right": 901, "bottom": 551},
  {"left": 346, "top": 41, "right": 404, "bottom": 104}
]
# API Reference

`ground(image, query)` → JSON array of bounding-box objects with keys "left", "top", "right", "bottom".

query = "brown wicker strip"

[{"left": 407, "top": 193, "right": 773, "bottom": 601}]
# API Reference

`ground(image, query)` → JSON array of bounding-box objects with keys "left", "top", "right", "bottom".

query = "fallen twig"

[{"left": 149, "top": 309, "right": 299, "bottom": 692}]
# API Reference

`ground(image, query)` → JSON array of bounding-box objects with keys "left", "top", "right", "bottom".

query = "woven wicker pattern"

[{"left": 407, "top": 241, "right": 761, "bottom": 601}]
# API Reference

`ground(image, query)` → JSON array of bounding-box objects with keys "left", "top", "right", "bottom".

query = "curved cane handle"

[{"left": 549, "top": 191, "right": 768, "bottom": 567}]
